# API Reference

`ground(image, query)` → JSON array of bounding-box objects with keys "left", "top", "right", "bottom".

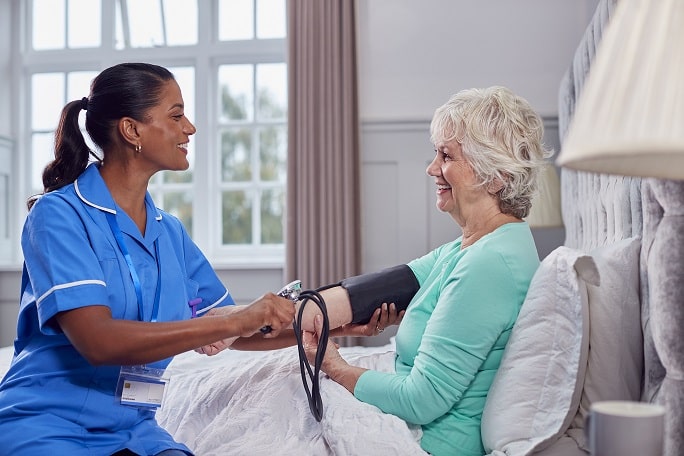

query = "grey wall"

[
  {"left": 360, "top": 117, "right": 564, "bottom": 269},
  {"left": 356, "top": 0, "right": 598, "bottom": 120},
  {"left": 0, "top": 0, "right": 594, "bottom": 346}
]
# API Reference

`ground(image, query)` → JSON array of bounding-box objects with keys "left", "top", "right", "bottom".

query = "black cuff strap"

[{"left": 339, "top": 264, "right": 420, "bottom": 324}]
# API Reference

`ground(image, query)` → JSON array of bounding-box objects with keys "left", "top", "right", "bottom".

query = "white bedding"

[
  {"left": 157, "top": 342, "right": 425, "bottom": 455},
  {"left": 0, "top": 343, "right": 426, "bottom": 455}
]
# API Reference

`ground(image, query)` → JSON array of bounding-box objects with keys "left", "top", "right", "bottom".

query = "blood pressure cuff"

[{"left": 340, "top": 264, "right": 420, "bottom": 324}]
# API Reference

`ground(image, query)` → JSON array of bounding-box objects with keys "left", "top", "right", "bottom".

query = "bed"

[
  {"left": 476, "top": 1, "right": 683, "bottom": 455},
  {"left": 1, "top": 0, "right": 683, "bottom": 455},
  {"left": 478, "top": 1, "right": 683, "bottom": 455}
]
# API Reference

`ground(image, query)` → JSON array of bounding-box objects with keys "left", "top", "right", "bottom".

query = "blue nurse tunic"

[{"left": 0, "top": 164, "right": 234, "bottom": 455}]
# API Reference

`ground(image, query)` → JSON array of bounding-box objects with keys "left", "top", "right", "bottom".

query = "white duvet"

[
  {"left": 0, "top": 342, "right": 425, "bottom": 455},
  {"left": 156, "top": 342, "right": 427, "bottom": 455}
]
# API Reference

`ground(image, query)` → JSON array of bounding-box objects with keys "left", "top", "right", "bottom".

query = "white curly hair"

[{"left": 430, "top": 86, "right": 552, "bottom": 219}]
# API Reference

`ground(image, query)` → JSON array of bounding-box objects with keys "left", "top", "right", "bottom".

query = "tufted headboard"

[{"left": 558, "top": 0, "right": 684, "bottom": 454}]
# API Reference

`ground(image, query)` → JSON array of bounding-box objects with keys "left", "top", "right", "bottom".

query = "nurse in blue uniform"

[{"left": 0, "top": 62, "right": 296, "bottom": 456}]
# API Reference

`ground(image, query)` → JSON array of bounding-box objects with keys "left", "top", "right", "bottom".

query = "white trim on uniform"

[
  {"left": 75, "top": 179, "right": 116, "bottom": 214},
  {"left": 196, "top": 289, "right": 232, "bottom": 315},
  {"left": 36, "top": 279, "right": 107, "bottom": 305}
]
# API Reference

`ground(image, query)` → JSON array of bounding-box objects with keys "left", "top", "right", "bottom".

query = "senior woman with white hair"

[{"left": 299, "top": 86, "right": 550, "bottom": 456}]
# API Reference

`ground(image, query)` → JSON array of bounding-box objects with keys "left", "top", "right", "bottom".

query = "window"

[
  {"left": 217, "top": 62, "right": 287, "bottom": 247},
  {"left": 19, "top": 0, "right": 287, "bottom": 265}
]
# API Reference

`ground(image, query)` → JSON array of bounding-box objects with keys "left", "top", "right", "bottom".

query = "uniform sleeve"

[
  {"left": 177, "top": 222, "right": 234, "bottom": 315},
  {"left": 22, "top": 196, "right": 110, "bottom": 333},
  {"left": 354, "top": 247, "right": 520, "bottom": 425}
]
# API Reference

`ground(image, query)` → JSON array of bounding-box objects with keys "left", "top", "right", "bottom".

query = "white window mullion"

[
  {"left": 101, "top": 0, "right": 117, "bottom": 52},
  {"left": 13, "top": 0, "right": 31, "bottom": 265},
  {"left": 252, "top": 177, "right": 261, "bottom": 248},
  {"left": 64, "top": 0, "right": 71, "bottom": 48},
  {"left": 0, "top": 137, "right": 14, "bottom": 263},
  {"left": 208, "top": 62, "right": 222, "bottom": 259},
  {"left": 250, "top": 64, "right": 259, "bottom": 247},
  {"left": 192, "top": 0, "right": 214, "bottom": 256},
  {"left": 191, "top": 2, "right": 212, "bottom": 254}
]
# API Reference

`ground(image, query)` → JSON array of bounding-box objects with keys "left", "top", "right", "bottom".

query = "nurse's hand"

[
  {"left": 233, "top": 292, "right": 296, "bottom": 338},
  {"left": 196, "top": 294, "right": 294, "bottom": 354}
]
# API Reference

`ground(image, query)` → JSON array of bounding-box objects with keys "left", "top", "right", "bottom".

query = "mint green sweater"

[{"left": 354, "top": 222, "right": 539, "bottom": 456}]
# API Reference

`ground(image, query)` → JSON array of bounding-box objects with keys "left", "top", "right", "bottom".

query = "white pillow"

[
  {"left": 567, "top": 236, "right": 643, "bottom": 450},
  {"left": 481, "top": 246, "right": 599, "bottom": 456}
]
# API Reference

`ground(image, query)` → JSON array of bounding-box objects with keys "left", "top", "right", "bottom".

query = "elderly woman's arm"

[{"left": 306, "top": 244, "right": 531, "bottom": 425}]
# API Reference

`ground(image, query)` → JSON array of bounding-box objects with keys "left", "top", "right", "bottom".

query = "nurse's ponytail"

[{"left": 27, "top": 99, "right": 96, "bottom": 210}]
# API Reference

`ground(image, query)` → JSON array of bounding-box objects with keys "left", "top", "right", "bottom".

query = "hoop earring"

[{"left": 135, "top": 144, "right": 142, "bottom": 153}]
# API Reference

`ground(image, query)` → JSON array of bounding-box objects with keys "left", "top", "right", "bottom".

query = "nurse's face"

[{"left": 137, "top": 80, "right": 197, "bottom": 172}]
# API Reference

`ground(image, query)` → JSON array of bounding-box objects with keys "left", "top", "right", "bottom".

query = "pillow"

[
  {"left": 567, "top": 236, "right": 643, "bottom": 451},
  {"left": 481, "top": 246, "right": 599, "bottom": 456}
]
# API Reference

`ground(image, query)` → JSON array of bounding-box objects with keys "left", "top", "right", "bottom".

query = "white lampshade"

[
  {"left": 525, "top": 164, "right": 563, "bottom": 228},
  {"left": 557, "top": 0, "right": 684, "bottom": 179}
]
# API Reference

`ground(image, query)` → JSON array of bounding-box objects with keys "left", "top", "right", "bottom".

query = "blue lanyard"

[{"left": 105, "top": 211, "right": 161, "bottom": 322}]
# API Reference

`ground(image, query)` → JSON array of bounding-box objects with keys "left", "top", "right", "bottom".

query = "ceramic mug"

[{"left": 586, "top": 400, "right": 665, "bottom": 456}]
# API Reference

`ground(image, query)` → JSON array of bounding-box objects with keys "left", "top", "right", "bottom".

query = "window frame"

[
  {"left": 0, "top": 136, "right": 13, "bottom": 263},
  {"left": 13, "top": 0, "right": 287, "bottom": 267}
]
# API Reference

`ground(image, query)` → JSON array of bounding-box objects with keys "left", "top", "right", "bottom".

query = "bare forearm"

[
  {"left": 57, "top": 296, "right": 295, "bottom": 366},
  {"left": 230, "top": 329, "right": 299, "bottom": 350},
  {"left": 63, "top": 313, "right": 243, "bottom": 365},
  {"left": 302, "top": 314, "right": 369, "bottom": 394},
  {"left": 296, "top": 286, "right": 352, "bottom": 332},
  {"left": 325, "top": 361, "right": 368, "bottom": 394}
]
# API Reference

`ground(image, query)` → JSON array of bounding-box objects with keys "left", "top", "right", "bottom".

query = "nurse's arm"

[
  {"left": 192, "top": 287, "right": 353, "bottom": 353},
  {"left": 54, "top": 293, "right": 294, "bottom": 366},
  {"left": 205, "top": 297, "right": 402, "bottom": 353}
]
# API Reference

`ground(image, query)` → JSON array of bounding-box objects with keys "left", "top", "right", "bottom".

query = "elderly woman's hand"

[
  {"left": 194, "top": 306, "right": 244, "bottom": 355},
  {"left": 302, "top": 315, "right": 345, "bottom": 371},
  {"left": 333, "top": 302, "right": 405, "bottom": 337},
  {"left": 303, "top": 315, "right": 368, "bottom": 394}
]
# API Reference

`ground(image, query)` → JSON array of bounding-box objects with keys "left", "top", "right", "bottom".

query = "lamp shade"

[
  {"left": 525, "top": 164, "right": 563, "bottom": 228},
  {"left": 556, "top": 0, "right": 684, "bottom": 179}
]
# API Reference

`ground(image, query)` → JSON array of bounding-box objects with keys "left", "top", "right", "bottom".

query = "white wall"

[
  {"left": 356, "top": 0, "right": 598, "bottom": 120},
  {"left": 0, "top": 1, "right": 597, "bottom": 346}
]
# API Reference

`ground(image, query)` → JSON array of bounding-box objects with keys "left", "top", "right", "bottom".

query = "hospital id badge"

[{"left": 116, "top": 365, "right": 169, "bottom": 409}]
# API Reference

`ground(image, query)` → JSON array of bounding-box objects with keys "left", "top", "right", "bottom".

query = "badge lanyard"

[
  {"left": 105, "top": 211, "right": 161, "bottom": 322},
  {"left": 106, "top": 210, "right": 169, "bottom": 410}
]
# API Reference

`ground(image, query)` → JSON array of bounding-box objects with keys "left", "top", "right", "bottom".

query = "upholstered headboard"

[{"left": 559, "top": 0, "right": 684, "bottom": 454}]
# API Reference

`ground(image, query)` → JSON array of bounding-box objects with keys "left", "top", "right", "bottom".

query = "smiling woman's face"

[
  {"left": 425, "top": 138, "right": 492, "bottom": 224},
  {"left": 136, "top": 80, "right": 197, "bottom": 173}
]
